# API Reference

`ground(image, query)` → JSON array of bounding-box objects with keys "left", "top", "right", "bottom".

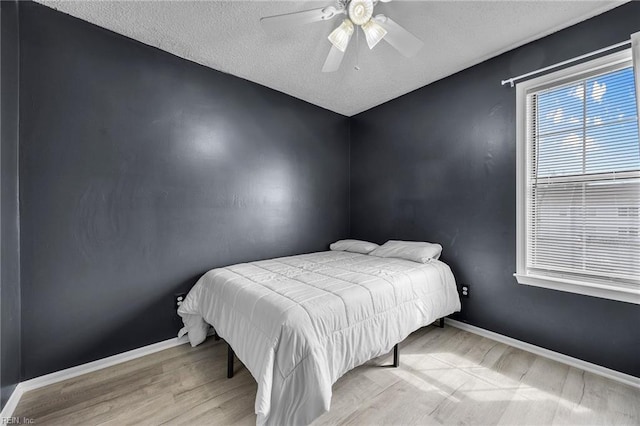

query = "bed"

[{"left": 178, "top": 249, "right": 461, "bottom": 425}]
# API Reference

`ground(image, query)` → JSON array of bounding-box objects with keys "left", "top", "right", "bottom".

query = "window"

[{"left": 515, "top": 48, "right": 640, "bottom": 304}]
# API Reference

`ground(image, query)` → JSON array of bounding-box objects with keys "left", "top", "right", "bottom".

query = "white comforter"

[{"left": 178, "top": 251, "right": 460, "bottom": 425}]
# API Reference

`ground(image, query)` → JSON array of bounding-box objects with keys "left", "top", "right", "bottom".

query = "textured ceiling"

[{"left": 37, "top": 0, "right": 627, "bottom": 116}]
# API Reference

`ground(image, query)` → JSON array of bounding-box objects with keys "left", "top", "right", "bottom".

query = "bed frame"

[{"left": 218, "top": 317, "right": 445, "bottom": 379}]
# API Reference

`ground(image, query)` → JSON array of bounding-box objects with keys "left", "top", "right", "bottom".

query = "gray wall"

[
  {"left": 1, "top": 0, "right": 22, "bottom": 410},
  {"left": 18, "top": 2, "right": 349, "bottom": 380},
  {"left": 350, "top": 2, "right": 640, "bottom": 376}
]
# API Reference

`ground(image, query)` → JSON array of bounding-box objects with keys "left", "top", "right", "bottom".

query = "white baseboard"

[
  {"left": 0, "top": 333, "right": 195, "bottom": 419},
  {"left": 20, "top": 335, "right": 193, "bottom": 392},
  {"left": 445, "top": 318, "right": 640, "bottom": 389},
  {"left": 0, "top": 383, "right": 24, "bottom": 420}
]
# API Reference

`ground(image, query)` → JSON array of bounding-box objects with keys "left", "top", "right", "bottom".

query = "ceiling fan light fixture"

[
  {"left": 348, "top": 0, "right": 374, "bottom": 26},
  {"left": 361, "top": 19, "right": 387, "bottom": 49},
  {"left": 328, "top": 19, "right": 354, "bottom": 52}
]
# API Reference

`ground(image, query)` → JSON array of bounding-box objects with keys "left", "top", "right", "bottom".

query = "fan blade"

[
  {"left": 261, "top": 6, "right": 343, "bottom": 32},
  {"left": 373, "top": 15, "right": 423, "bottom": 58},
  {"left": 322, "top": 45, "right": 346, "bottom": 73}
]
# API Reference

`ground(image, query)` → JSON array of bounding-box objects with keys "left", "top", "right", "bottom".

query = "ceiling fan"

[{"left": 260, "top": 0, "right": 424, "bottom": 72}]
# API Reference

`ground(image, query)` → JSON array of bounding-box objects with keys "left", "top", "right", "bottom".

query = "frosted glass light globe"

[
  {"left": 348, "top": 0, "right": 374, "bottom": 26},
  {"left": 362, "top": 19, "right": 387, "bottom": 49},
  {"left": 328, "top": 19, "right": 355, "bottom": 52}
]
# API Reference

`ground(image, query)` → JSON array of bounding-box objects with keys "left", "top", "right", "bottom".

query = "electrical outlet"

[
  {"left": 461, "top": 285, "right": 470, "bottom": 298},
  {"left": 175, "top": 292, "right": 187, "bottom": 310}
]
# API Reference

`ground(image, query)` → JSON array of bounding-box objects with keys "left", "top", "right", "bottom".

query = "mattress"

[{"left": 178, "top": 250, "right": 461, "bottom": 425}]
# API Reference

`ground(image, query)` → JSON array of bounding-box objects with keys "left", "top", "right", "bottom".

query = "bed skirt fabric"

[{"left": 178, "top": 251, "right": 461, "bottom": 425}]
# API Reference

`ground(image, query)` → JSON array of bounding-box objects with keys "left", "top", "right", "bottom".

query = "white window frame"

[{"left": 515, "top": 48, "right": 640, "bottom": 305}]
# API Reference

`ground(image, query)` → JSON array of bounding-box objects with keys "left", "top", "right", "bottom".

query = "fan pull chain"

[{"left": 355, "top": 27, "right": 360, "bottom": 71}]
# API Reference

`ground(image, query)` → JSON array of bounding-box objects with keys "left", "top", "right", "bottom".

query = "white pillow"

[
  {"left": 369, "top": 240, "right": 442, "bottom": 263},
  {"left": 330, "top": 239, "right": 379, "bottom": 254}
]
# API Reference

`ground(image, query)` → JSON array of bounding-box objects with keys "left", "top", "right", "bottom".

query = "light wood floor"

[{"left": 15, "top": 325, "right": 640, "bottom": 425}]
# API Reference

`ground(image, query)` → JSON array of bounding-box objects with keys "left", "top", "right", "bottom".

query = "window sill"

[{"left": 514, "top": 273, "right": 640, "bottom": 305}]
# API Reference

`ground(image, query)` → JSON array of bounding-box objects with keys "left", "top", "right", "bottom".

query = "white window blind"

[
  {"left": 516, "top": 48, "right": 640, "bottom": 303},
  {"left": 633, "top": 32, "right": 640, "bottom": 113}
]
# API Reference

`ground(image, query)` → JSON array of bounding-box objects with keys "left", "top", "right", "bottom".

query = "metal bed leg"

[
  {"left": 393, "top": 343, "right": 399, "bottom": 368},
  {"left": 227, "top": 343, "right": 234, "bottom": 379},
  {"left": 438, "top": 317, "right": 445, "bottom": 328}
]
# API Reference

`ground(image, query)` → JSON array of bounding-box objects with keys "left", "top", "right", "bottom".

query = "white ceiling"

[{"left": 37, "top": 0, "right": 627, "bottom": 116}]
